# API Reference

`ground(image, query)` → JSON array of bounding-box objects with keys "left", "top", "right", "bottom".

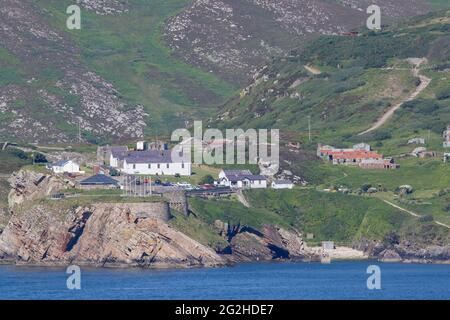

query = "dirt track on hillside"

[{"left": 359, "top": 59, "right": 431, "bottom": 136}]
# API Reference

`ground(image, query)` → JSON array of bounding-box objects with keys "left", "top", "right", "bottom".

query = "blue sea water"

[{"left": 0, "top": 261, "right": 449, "bottom": 300}]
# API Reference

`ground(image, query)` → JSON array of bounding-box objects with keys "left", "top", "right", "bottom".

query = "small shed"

[
  {"left": 271, "top": 180, "right": 294, "bottom": 189},
  {"left": 80, "top": 174, "right": 119, "bottom": 190},
  {"left": 322, "top": 241, "right": 335, "bottom": 250}
]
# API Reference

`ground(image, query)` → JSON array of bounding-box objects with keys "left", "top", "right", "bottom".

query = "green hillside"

[
  {"left": 210, "top": 10, "right": 450, "bottom": 234},
  {"left": 35, "top": 0, "right": 236, "bottom": 135},
  {"left": 216, "top": 10, "right": 450, "bottom": 150}
]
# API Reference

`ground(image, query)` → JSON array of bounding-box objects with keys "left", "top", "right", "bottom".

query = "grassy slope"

[
  {"left": 169, "top": 211, "right": 229, "bottom": 250},
  {"left": 245, "top": 189, "right": 408, "bottom": 243},
  {"left": 291, "top": 156, "right": 450, "bottom": 224},
  {"left": 0, "top": 150, "right": 32, "bottom": 174},
  {"left": 34, "top": 0, "right": 236, "bottom": 136},
  {"left": 188, "top": 188, "right": 449, "bottom": 247}
]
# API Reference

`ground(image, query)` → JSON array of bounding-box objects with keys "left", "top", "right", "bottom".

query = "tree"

[
  {"left": 34, "top": 153, "right": 47, "bottom": 163},
  {"left": 361, "top": 183, "right": 372, "bottom": 193},
  {"left": 200, "top": 175, "right": 215, "bottom": 185},
  {"left": 109, "top": 168, "right": 120, "bottom": 176}
]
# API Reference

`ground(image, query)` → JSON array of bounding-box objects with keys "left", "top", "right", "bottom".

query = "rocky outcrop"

[
  {"left": 8, "top": 170, "right": 72, "bottom": 207},
  {"left": 357, "top": 238, "right": 450, "bottom": 263},
  {"left": 213, "top": 221, "right": 317, "bottom": 262},
  {"left": 76, "top": 0, "right": 129, "bottom": 15},
  {"left": 0, "top": 203, "right": 225, "bottom": 268}
]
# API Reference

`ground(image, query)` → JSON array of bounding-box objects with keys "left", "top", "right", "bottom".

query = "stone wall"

[{"left": 94, "top": 202, "right": 171, "bottom": 222}]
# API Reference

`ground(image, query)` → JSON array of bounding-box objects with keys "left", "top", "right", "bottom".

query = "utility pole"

[
  {"left": 308, "top": 116, "right": 312, "bottom": 143},
  {"left": 78, "top": 118, "right": 82, "bottom": 144}
]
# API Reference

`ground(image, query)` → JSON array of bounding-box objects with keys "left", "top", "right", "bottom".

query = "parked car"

[
  {"left": 200, "top": 184, "right": 215, "bottom": 190},
  {"left": 177, "top": 182, "right": 193, "bottom": 190}
]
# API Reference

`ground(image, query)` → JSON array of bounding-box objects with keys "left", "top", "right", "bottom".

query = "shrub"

[
  {"left": 109, "top": 168, "right": 120, "bottom": 176},
  {"left": 361, "top": 184, "right": 372, "bottom": 193},
  {"left": 34, "top": 153, "right": 47, "bottom": 163},
  {"left": 373, "top": 131, "right": 392, "bottom": 141},
  {"left": 11, "top": 149, "right": 29, "bottom": 160},
  {"left": 436, "top": 88, "right": 450, "bottom": 100},
  {"left": 443, "top": 203, "right": 450, "bottom": 212},
  {"left": 200, "top": 175, "right": 215, "bottom": 185},
  {"left": 419, "top": 215, "right": 434, "bottom": 222},
  {"left": 383, "top": 231, "right": 400, "bottom": 248}
]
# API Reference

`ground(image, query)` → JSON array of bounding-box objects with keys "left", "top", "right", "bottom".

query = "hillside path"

[
  {"left": 358, "top": 60, "right": 431, "bottom": 136},
  {"left": 236, "top": 190, "right": 251, "bottom": 208},
  {"left": 304, "top": 65, "right": 321, "bottom": 75},
  {"left": 383, "top": 200, "right": 450, "bottom": 229}
]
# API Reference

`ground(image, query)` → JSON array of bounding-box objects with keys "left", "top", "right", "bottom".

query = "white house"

[
  {"left": 136, "top": 141, "right": 147, "bottom": 151},
  {"left": 271, "top": 180, "right": 294, "bottom": 189},
  {"left": 50, "top": 160, "right": 80, "bottom": 174},
  {"left": 408, "top": 138, "right": 425, "bottom": 145},
  {"left": 444, "top": 126, "right": 450, "bottom": 148},
  {"left": 218, "top": 170, "right": 267, "bottom": 189},
  {"left": 120, "top": 150, "right": 191, "bottom": 176},
  {"left": 352, "top": 143, "right": 371, "bottom": 151},
  {"left": 444, "top": 153, "right": 450, "bottom": 163}
]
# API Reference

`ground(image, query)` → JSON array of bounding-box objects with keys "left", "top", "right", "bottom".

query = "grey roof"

[
  {"left": 223, "top": 169, "right": 252, "bottom": 175},
  {"left": 111, "top": 146, "right": 129, "bottom": 159},
  {"left": 80, "top": 174, "right": 119, "bottom": 186},
  {"left": 223, "top": 170, "right": 266, "bottom": 182},
  {"left": 53, "top": 159, "right": 71, "bottom": 167},
  {"left": 124, "top": 150, "right": 175, "bottom": 164},
  {"left": 111, "top": 146, "right": 128, "bottom": 152}
]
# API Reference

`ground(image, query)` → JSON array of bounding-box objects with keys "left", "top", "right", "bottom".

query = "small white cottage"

[
  {"left": 50, "top": 160, "right": 80, "bottom": 174},
  {"left": 218, "top": 170, "right": 267, "bottom": 189}
]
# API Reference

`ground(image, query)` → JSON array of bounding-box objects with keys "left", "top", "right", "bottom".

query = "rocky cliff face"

[
  {"left": 8, "top": 170, "right": 72, "bottom": 207},
  {"left": 0, "top": 169, "right": 317, "bottom": 267},
  {"left": 213, "top": 220, "right": 317, "bottom": 262},
  {"left": 357, "top": 237, "right": 450, "bottom": 264},
  {"left": 0, "top": 203, "right": 225, "bottom": 268}
]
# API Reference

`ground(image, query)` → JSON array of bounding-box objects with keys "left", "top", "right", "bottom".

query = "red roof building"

[{"left": 317, "top": 144, "right": 397, "bottom": 169}]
